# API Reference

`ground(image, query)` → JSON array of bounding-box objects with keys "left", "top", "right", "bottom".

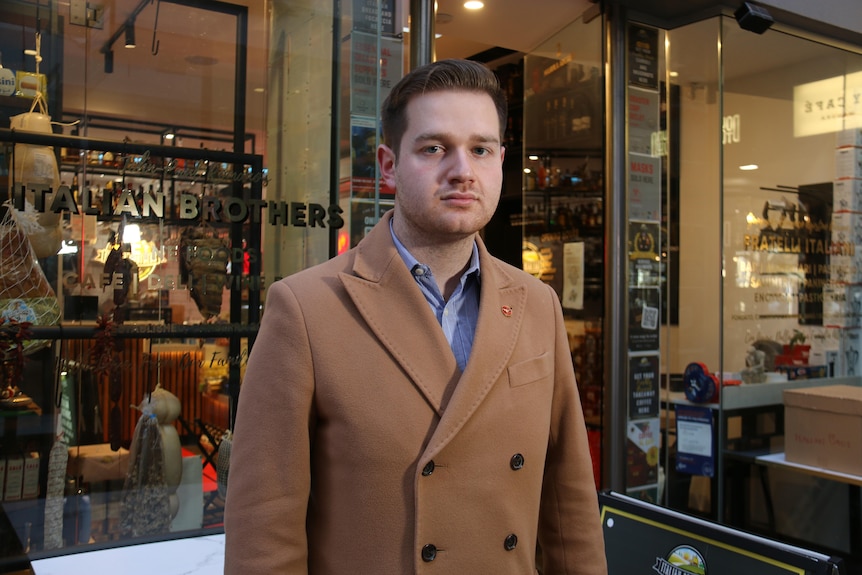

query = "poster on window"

[
  {"left": 628, "top": 88, "right": 659, "bottom": 156},
  {"left": 629, "top": 354, "right": 659, "bottom": 419},
  {"left": 628, "top": 154, "right": 661, "bottom": 222},
  {"left": 562, "top": 241, "right": 585, "bottom": 310},
  {"left": 675, "top": 405, "right": 715, "bottom": 477},
  {"left": 626, "top": 418, "right": 660, "bottom": 487},
  {"left": 350, "top": 32, "right": 402, "bottom": 118},
  {"left": 627, "top": 24, "right": 659, "bottom": 90},
  {"left": 628, "top": 221, "right": 661, "bottom": 288},
  {"left": 628, "top": 286, "right": 660, "bottom": 351}
]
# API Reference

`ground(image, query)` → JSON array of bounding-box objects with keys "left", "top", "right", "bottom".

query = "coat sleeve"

[
  {"left": 537, "top": 285, "right": 608, "bottom": 575},
  {"left": 224, "top": 280, "right": 313, "bottom": 575}
]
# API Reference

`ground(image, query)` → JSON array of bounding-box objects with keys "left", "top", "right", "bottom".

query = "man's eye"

[
  {"left": 424, "top": 145, "right": 442, "bottom": 154},
  {"left": 474, "top": 147, "right": 490, "bottom": 156}
]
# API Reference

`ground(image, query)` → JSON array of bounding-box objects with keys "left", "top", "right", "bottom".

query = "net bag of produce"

[
  {"left": 0, "top": 202, "right": 61, "bottom": 354},
  {"left": 119, "top": 405, "right": 172, "bottom": 538}
]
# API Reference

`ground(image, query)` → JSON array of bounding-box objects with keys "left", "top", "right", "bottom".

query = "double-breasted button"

[
  {"left": 421, "top": 544, "right": 437, "bottom": 562},
  {"left": 422, "top": 461, "right": 435, "bottom": 476},
  {"left": 504, "top": 533, "right": 518, "bottom": 551},
  {"left": 510, "top": 453, "right": 525, "bottom": 470}
]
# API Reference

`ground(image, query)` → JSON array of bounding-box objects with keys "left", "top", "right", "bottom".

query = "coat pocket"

[{"left": 507, "top": 352, "right": 552, "bottom": 388}]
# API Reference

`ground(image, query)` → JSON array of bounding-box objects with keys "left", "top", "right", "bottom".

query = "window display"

[{"left": 0, "top": 126, "right": 271, "bottom": 554}]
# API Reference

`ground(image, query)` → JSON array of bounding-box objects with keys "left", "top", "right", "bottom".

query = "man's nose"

[{"left": 447, "top": 148, "right": 475, "bottom": 181}]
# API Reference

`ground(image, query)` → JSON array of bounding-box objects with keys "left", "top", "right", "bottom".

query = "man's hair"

[{"left": 380, "top": 58, "right": 508, "bottom": 156}]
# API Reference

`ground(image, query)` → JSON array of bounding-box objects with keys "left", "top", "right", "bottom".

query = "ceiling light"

[
  {"left": 123, "top": 223, "right": 142, "bottom": 245},
  {"left": 464, "top": 1, "right": 484, "bottom": 9},
  {"left": 740, "top": 164, "right": 758, "bottom": 170},
  {"left": 124, "top": 24, "right": 136, "bottom": 48}
]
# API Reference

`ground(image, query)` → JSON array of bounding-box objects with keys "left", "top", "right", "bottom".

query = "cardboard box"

[{"left": 784, "top": 384, "right": 862, "bottom": 475}]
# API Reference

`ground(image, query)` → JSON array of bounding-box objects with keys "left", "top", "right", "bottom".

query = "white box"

[
  {"left": 834, "top": 179, "right": 862, "bottom": 212},
  {"left": 831, "top": 254, "right": 862, "bottom": 284},
  {"left": 836, "top": 147, "right": 862, "bottom": 179},
  {"left": 3, "top": 454, "right": 23, "bottom": 501},
  {"left": 21, "top": 452, "right": 40, "bottom": 499},
  {"left": 837, "top": 129, "right": 862, "bottom": 148},
  {"left": 830, "top": 210, "right": 862, "bottom": 245},
  {"left": 839, "top": 327, "right": 862, "bottom": 377},
  {"left": 823, "top": 284, "right": 862, "bottom": 327}
]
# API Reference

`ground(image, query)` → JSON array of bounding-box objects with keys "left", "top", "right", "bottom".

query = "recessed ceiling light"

[
  {"left": 740, "top": 164, "right": 758, "bottom": 170},
  {"left": 464, "top": 1, "right": 484, "bottom": 9}
]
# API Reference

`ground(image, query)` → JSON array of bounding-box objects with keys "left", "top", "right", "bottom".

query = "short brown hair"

[{"left": 380, "top": 58, "right": 508, "bottom": 156}]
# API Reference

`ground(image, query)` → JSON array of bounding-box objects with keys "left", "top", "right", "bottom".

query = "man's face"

[{"left": 378, "top": 90, "right": 505, "bottom": 247}]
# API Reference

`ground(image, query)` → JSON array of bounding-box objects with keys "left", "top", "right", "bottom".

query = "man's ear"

[{"left": 378, "top": 144, "right": 397, "bottom": 190}]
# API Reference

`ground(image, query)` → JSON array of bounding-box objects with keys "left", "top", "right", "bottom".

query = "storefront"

[{"left": 0, "top": 0, "right": 860, "bottom": 572}]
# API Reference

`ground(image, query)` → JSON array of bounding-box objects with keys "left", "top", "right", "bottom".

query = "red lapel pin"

[{"left": 501, "top": 305, "right": 513, "bottom": 317}]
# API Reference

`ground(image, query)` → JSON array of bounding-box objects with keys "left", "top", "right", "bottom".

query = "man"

[{"left": 224, "top": 58, "right": 607, "bottom": 574}]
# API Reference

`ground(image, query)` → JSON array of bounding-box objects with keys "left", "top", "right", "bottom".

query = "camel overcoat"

[{"left": 224, "top": 210, "right": 607, "bottom": 574}]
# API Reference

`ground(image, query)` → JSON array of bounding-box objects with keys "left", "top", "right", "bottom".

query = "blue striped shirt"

[{"left": 390, "top": 221, "right": 481, "bottom": 372}]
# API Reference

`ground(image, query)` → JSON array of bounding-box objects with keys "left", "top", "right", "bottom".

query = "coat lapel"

[
  {"left": 422, "top": 242, "right": 527, "bottom": 458},
  {"left": 340, "top": 211, "right": 528, "bottom": 451},
  {"left": 339, "top": 212, "right": 459, "bottom": 414}
]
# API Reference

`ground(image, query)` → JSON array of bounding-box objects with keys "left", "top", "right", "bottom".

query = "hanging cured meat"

[{"left": 179, "top": 227, "right": 229, "bottom": 319}]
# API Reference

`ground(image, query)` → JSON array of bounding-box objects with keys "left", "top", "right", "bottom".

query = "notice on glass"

[
  {"left": 628, "top": 154, "right": 661, "bottom": 222},
  {"left": 626, "top": 418, "right": 660, "bottom": 487},
  {"left": 627, "top": 24, "right": 659, "bottom": 90},
  {"left": 628, "top": 88, "right": 659, "bottom": 156},
  {"left": 350, "top": 32, "right": 402, "bottom": 117},
  {"left": 629, "top": 354, "right": 659, "bottom": 419},
  {"left": 562, "top": 242, "right": 585, "bottom": 310},
  {"left": 675, "top": 405, "right": 714, "bottom": 476}
]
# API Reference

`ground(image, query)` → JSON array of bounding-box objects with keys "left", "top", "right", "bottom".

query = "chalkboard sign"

[{"left": 599, "top": 491, "right": 842, "bottom": 575}]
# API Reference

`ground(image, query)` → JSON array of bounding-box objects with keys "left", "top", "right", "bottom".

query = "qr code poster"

[{"left": 629, "top": 286, "right": 660, "bottom": 352}]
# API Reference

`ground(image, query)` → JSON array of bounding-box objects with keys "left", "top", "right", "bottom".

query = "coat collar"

[{"left": 340, "top": 211, "right": 527, "bottom": 456}]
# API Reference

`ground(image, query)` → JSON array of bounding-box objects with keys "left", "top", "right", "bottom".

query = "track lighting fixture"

[{"left": 124, "top": 23, "right": 136, "bottom": 48}]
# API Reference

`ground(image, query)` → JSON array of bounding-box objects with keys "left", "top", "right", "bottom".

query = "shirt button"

[
  {"left": 422, "top": 461, "right": 435, "bottom": 476},
  {"left": 504, "top": 533, "right": 518, "bottom": 551},
  {"left": 421, "top": 544, "right": 437, "bottom": 562},
  {"left": 510, "top": 453, "right": 525, "bottom": 470},
  {"left": 412, "top": 264, "right": 426, "bottom": 276}
]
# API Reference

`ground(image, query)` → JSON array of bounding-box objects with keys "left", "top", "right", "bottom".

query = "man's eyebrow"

[{"left": 413, "top": 132, "right": 501, "bottom": 144}]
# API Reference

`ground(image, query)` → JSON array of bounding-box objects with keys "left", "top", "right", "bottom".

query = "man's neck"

[
  {"left": 395, "top": 229, "right": 476, "bottom": 301},
  {"left": 414, "top": 239, "right": 475, "bottom": 300}
]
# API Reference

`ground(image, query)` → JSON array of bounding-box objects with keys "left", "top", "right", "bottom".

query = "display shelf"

[{"left": 720, "top": 376, "right": 859, "bottom": 410}]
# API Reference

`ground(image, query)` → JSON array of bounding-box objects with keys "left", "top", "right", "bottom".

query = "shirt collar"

[{"left": 389, "top": 218, "right": 481, "bottom": 281}]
